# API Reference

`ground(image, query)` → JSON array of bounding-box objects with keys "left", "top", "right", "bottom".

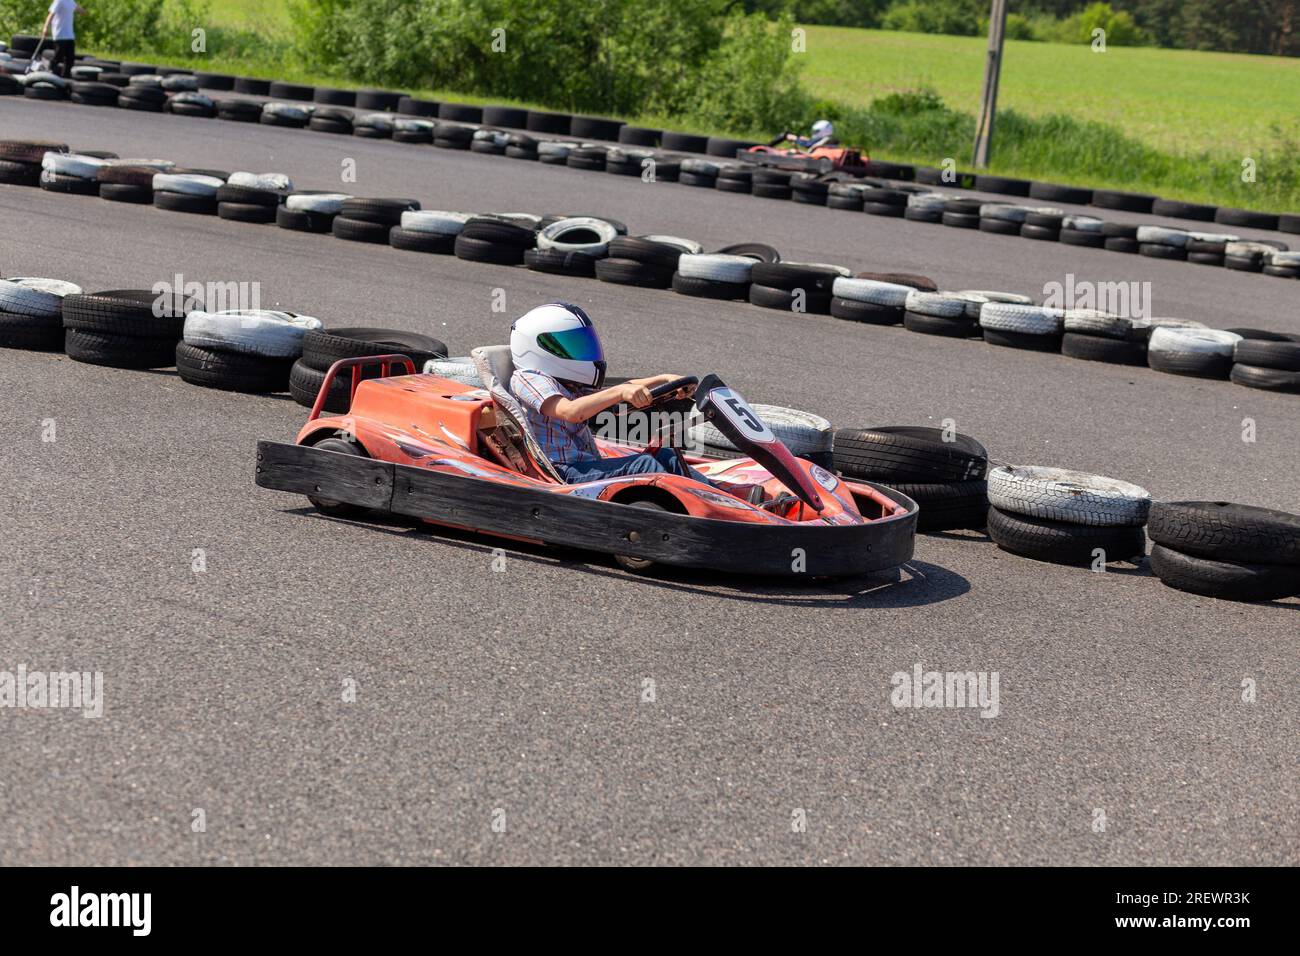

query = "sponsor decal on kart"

[
  {"left": 810, "top": 464, "right": 839, "bottom": 492},
  {"left": 709, "top": 387, "right": 775, "bottom": 443}
]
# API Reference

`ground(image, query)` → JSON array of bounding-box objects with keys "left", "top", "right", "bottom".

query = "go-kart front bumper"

[{"left": 255, "top": 441, "right": 918, "bottom": 577}]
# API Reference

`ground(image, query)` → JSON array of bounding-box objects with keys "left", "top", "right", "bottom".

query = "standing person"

[{"left": 38, "top": 0, "right": 86, "bottom": 78}]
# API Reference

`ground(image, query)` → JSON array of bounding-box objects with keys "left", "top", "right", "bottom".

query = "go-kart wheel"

[
  {"left": 615, "top": 501, "right": 667, "bottom": 573},
  {"left": 307, "top": 437, "right": 369, "bottom": 518}
]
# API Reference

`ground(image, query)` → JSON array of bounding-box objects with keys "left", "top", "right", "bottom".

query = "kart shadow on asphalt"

[{"left": 283, "top": 507, "right": 972, "bottom": 608}]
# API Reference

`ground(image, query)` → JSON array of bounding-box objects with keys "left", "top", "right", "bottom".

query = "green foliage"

[
  {"left": 880, "top": 0, "right": 984, "bottom": 37},
  {"left": 1054, "top": 2, "right": 1151, "bottom": 46},
  {"left": 687, "top": 10, "right": 809, "bottom": 133}
]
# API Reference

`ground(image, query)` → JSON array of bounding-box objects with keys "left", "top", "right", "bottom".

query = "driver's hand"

[
  {"left": 674, "top": 382, "right": 697, "bottom": 399},
  {"left": 618, "top": 381, "right": 653, "bottom": 408}
]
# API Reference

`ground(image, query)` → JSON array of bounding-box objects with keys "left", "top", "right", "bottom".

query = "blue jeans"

[{"left": 558, "top": 447, "right": 712, "bottom": 485}]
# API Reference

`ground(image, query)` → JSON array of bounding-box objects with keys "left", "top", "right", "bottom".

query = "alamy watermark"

[
  {"left": 890, "top": 663, "right": 1000, "bottom": 718},
  {"left": 152, "top": 274, "right": 260, "bottom": 315},
  {"left": 1042, "top": 273, "right": 1150, "bottom": 320},
  {"left": 1, "top": 665, "right": 103, "bottom": 718}
]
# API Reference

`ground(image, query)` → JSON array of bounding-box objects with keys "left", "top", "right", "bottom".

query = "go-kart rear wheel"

[
  {"left": 615, "top": 501, "right": 667, "bottom": 573},
  {"left": 307, "top": 437, "right": 369, "bottom": 518}
]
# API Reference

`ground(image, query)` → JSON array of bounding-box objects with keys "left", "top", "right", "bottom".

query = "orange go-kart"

[
  {"left": 254, "top": 346, "right": 917, "bottom": 576},
  {"left": 741, "top": 135, "right": 870, "bottom": 177}
]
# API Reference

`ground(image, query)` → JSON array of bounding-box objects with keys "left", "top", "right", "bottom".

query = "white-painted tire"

[
  {"left": 1063, "top": 215, "right": 1104, "bottom": 232},
  {"left": 676, "top": 253, "right": 755, "bottom": 283},
  {"left": 680, "top": 158, "right": 720, "bottom": 175},
  {"left": 833, "top": 278, "right": 912, "bottom": 307},
  {"left": 537, "top": 141, "right": 577, "bottom": 158},
  {"left": 956, "top": 290, "right": 1034, "bottom": 320},
  {"left": 169, "top": 91, "right": 214, "bottom": 108},
  {"left": 423, "top": 356, "right": 481, "bottom": 386},
  {"left": 182, "top": 310, "right": 323, "bottom": 359},
  {"left": 0, "top": 277, "right": 82, "bottom": 317},
  {"left": 537, "top": 217, "right": 620, "bottom": 255},
  {"left": 395, "top": 118, "right": 435, "bottom": 133},
  {"left": 643, "top": 235, "right": 704, "bottom": 255},
  {"left": 22, "top": 70, "right": 66, "bottom": 88},
  {"left": 979, "top": 302, "right": 1064, "bottom": 335},
  {"left": 42, "top": 152, "right": 105, "bottom": 179},
  {"left": 1148, "top": 327, "right": 1241, "bottom": 356},
  {"left": 153, "top": 173, "right": 224, "bottom": 196},
  {"left": 161, "top": 74, "right": 199, "bottom": 92},
  {"left": 227, "top": 171, "right": 293, "bottom": 191},
  {"left": 904, "top": 290, "right": 968, "bottom": 319},
  {"left": 357, "top": 113, "right": 396, "bottom": 130},
  {"left": 104, "top": 158, "right": 175, "bottom": 171},
  {"left": 1063, "top": 310, "right": 1132, "bottom": 339},
  {"left": 1136, "top": 225, "right": 1190, "bottom": 247},
  {"left": 261, "top": 102, "right": 310, "bottom": 121},
  {"left": 988, "top": 464, "right": 1151, "bottom": 527},
  {"left": 128, "top": 74, "right": 163, "bottom": 88},
  {"left": 285, "top": 192, "right": 350, "bottom": 214},
  {"left": 401, "top": 210, "right": 473, "bottom": 235},
  {"left": 690, "top": 404, "right": 833, "bottom": 458},
  {"left": 980, "top": 203, "right": 1033, "bottom": 222}
]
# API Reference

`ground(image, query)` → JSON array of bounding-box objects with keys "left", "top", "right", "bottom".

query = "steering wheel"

[{"left": 647, "top": 376, "right": 698, "bottom": 404}]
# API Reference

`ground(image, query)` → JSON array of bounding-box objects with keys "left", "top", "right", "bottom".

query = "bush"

[
  {"left": 880, "top": 0, "right": 984, "bottom": 37},
  {"left": 1055, "top": 3, "right": 1151, "bottom": 47}
]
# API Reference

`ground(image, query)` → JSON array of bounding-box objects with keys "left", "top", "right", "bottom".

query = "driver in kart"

[
  {"left": 510, "top": 303, "right": 745, "bottom": 490},
  {"left": 779, "top": 118, "right": 836, "bottom": 151}
]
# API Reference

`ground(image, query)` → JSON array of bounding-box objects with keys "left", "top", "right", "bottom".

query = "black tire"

[
  {"left": 175, "top": 341, "right": 292, "bottom": 392},
  {"left": 99, "top": 182, "right": 152, "bottom": 203},
  {"left": 884, "top": 480, "right": 989, "bottom": 532},
  {"left": 833, "top": 426, "right": 988, "bottom": 483},
  {"left": 594, "top": 257, "right": 674, "bottom": 288},
  {"left": 1151, "top": 198, "right": 1217, "bottom": 222},
  {"left": 389, "top": 226, "right": 457, "bottom": 254},
  {"left": 308, "top": 117, "right": 353, "bottom": 135},
  {"left": 829, "top": 297, "right": 902, "bottom": 325},
  {"left": 523, "top": 247, "right": 599, "bottom": 277},
  {"left": 1028, "top": 182, "right": 1092, "bottom": 205},
  {"left": 301, "top": 327, "right": 447, "bottom": 373},
  {"left": 1101, "top": 222, "right": 1140, "bottom": 238},
  {"left": 339, "top": 196, "right": 420, "bottom": 225},
  {"left": 1059, "top": 228, "right": 1106, "bottom": 248},
  {"left": 0, "top": 310, "right": 64, "bottom": 351},
  {"left": 314, "top": 87, "right": 356, "bottom": 106},
  {"left": 678, "top": 170, "right": 717, "bottom": 188},
  {"left": 975, "top": 174, "right": 1031, "bottom": 196},
  {"left": 0, "top": 140, "right": 68, "bottom": 164},
  {"left": 290, "top": 359, "right": 353, "bottom": 413},
  {"left": 154, "top": 190, "right": 217, "bottom": 215},
  {"left": 1233, "top": 339, "right": 1300, "bottom": 371},
  {"left": 982, "top": 328, "right": 1062, "bottom": 352},
  {"left": 62, "top": 289, "right": 194, "bottom": 337},
  {"left": 566, "top": 148, "right": 606, "bottom": 171},
  {"left": 167, "top": 101, "right": 216, "bottom": 118},
  {"left": 752, "top": 182, "right": 793, "bottom": 200},
  {"left": 988, "top": 506, "right": 1146, "bottom": 566},
  {"left": 715, "top": 175, "right": 752, "bottom": 194},
  {"left": 195, "top": 72, "right": 236, "bottom": 91},
  {"left": 355, "top": 124, "right": 393, "bottom": 140},
  {"left": 1139, "top": 242, "right": 1187, "bottom": 261},
  {"left": 355, "top": 88, "right": 401, "bottom": 112},
  {"left": 750, "top": 262, "right": 843, "bottom": 295},
  {"left": 454, "top": 234, "right": 527, "bottom": 265},
  {"left": 941, "top": 211, "right": 979, "bottom": 229},
  {"left": 393, "top": 127, "right": 434, "bottom": 144},
  {"left": 217, "top": 100, "right": 261, "bottom": 122},
  {"left": 1148, "top": 545, "right": 1300, "bottom": 602},
  {"left": 1020, "top": 224, "right": 1060, "bottom": 241},
  {"left": 1224, "top": 254, "right": 1263, "bottom": 273},
  {"left": 117, "top": 93, "right": 166, "bottom": 112},
  {"left": 903, "top": 205, "right": 941, "bottom": 223},
  {"left": 232, "top": 77, "right": 271, "bottom": 96},
  {"left": 332, "top": 215, "right": 393, "bottom": 244},
  {"left": 437, "top": 101, "right": 482, "bottom": 122},
  {"left": 65, "top": 329, "right": 177, "bottom": 368},
  {"left": 670, "top": 272, "right": 748, "bottom": 300},
  {"left": 1092, "top": 190, "right": 1155, "bottom": 214},
  {"left": 1214, "top": 207, "right": 1279, "bottom": 231},
  {"left": 747, "top": 283, "right": 830, "bottom": 313},
  {"left": 260, "top": 111, "right": 307, "bottom": 129},
  {"left": 862, "top": 201, "right": 904, "bottom": 218},
  {"left": 25, "top": 85, "right": 68, "bottom": 101},
  {"left": 1104, "top": 237, "right": 1139, "bottom": 253},
  {"left": 1147, "top": 501, "right": 1300, "bottom": 566},
  {"left": 1188, "top": 252, "right": 1225, "bottom": 266},
  {"left": 1147, "top": 349, "right": 1231, "bottom": 379},
  {"left": 618, "top": 126, "right": 661, "bottom": 147},
  {"left": 462, "top": 216, "right": 536, "bottom": 246},
  {"left": 1263, "top": 264, "right": 1300, "bottom": 279},
  {"left": 607, "top": 236, "right": 689, "bottom": 269},
  {"left": 570, "top": 115, "right": 622, "bottom": 140},
  {"left": 0, "top": 159, "right": 41, "bottom": 186},
  {"left": 903, "top": 312, "right": 977, "bottom": 337},
  {"left": 276, "top": 205, "right": 334, "bottom": 233},
  {"left": 526, "top": 110, "right": 571, "bottom": 134},
  {"left": 40, "top": 174, "right": 98, "bottom": 195},
  {"left": 978, "top": 217, "right": 1021, "bottom": 236},
  {"left": 660, "top": 131, "right": 708, "bottom": 154},
  {"left": 397, "top": 95, "right": 439, "bottom": 116},
  {"left": 715, "top": 242, "right": 779, "bottom": 263},
  {"left": 1229, "top": 364, "right": 1300, "bottom": 393},
  {"left": 268, "top": 81, "right": 313, "bottom": 101},
  {"left": 1061, "top": 332, "right": 1148, "bottom": 365},
  {"left": 218, "top": 201, "right": 277, "bottom": 224}
]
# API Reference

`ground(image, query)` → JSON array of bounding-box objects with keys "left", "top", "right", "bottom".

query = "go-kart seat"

[{"left": 470, "top": 345, "right": 564, "bottom": 483}]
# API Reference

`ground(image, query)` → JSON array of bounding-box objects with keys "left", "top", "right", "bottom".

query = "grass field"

[
  {"left": 117, "top": 3, "right": 1297, "bottom": 210},
  {"left": 800, "top": 26, "right": 1300, "bottom": 158}
]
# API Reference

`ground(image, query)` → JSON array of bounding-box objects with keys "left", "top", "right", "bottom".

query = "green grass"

[
  {"left": 102, "top": 4, "right": 1298, "bottom": 210},
  {"left": 800, "top": 26, "right": 1300, "bottom": 158}
]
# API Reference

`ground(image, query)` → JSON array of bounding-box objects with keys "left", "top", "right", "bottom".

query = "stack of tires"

[
  {"left": 527, "top": 217, "right": 617, "bottom": 277},
  {"left": 0, "top": 277, "right": 80, "bottom": 352},
  {"left": 433, "top": 122, "right": 474, "bottom": 150},
  {"left": 829, "top": 277, "right": 910, "bottom": 324},
  {"left": 153, "top": 171, "right": 224, "bottom": 215},
  {"left": 715, "top": 164, "right": 752, "bottom": 193},
  {"left": 1264, "top": 249, "right": 1300, "bottom": 279},
  {"left": 454, "top": 214, "right": 540, "bottom": 265},
  {"left": 1060, "top": 311, "right": 1149, "bottom": 366},
  {"left": 261, "top": 101, "right": 310, "bottom": 129},
  {"left": 333, "top": 197, "right": 420, "bottom": 244},
  {"left": 1229, "top": 331, "right": 1300, "bottom": 393},
  {"left": 1146, "top": 327, "right": 1241, "bottom": 379},
  {"left": 1022, "top": 210, "right": 1063, "bottom": 241},
  {"left": 179, "top": 310, "right": 321, "bottom": 393},
  {"left": 390, "top": 209, "right": 472, "bottom": 254},
  {"left": 987, "top": 465, "right": 1150, "bottom": 566},
  {"left": 1136, "top": 225, "right": 1191, "bottom": 261},
  {"left": 833, "top": 426, "right": 990, "bottom": 533},
  {"left": 596, "top": 236, "right": 700, "bottom": 288},
  {"left": 308, "top": 107, "right": 353, "bottom": 135},
  {"left": 1060, "top": 215, "right": 1106, "bottom": 248},
  {"left": 748, "top": 262, "right": 847, "bottom": 314},
  {"left": 1224, "top": 241, "right": 1276, "bottom": 273},
  {"left": 216, "top": 98, "right": 261, "bottom": 123},
  {"left": 978, "top": 302, "right": 1064, "bottom": 352},
  {"left": 21, "top": 71, "right": 68, "bottom": 101},
  {"left": 0, "top": 139, "right": 65, "bottom": 187},
  {"left": 62, "top": 289, "right": 196, "bottom": 369},
  {"left": 166, "top": 91, "right": 216, "bottom": 118},
  {"left": 1147, "top": 501, "right": 1300, "bottom": 602},
  {"left": 692, "top": 406, "right": 834, "bottom": 470},
  {"left": 672, "top": 253, "right": 754, "bottom": 300},
  {"left": 678, "top": 158, "right": 718, "bottom": 188},
  {"left": 979, "top": 203, "right": 1032, "bottom": 236},
  {"left": 903, "top": 192, "right": 945, "bottom": 223},
  {"left": 903, "top": 290, "right": 976, "bottom": 337},
  {"left": 40, "top": 152, "right": 108, "bottom": 195},
  {"left": 290, "top": 327, "right": 449, "bottom": 412},
  {"left": 70, "top": 80, "right": 119, "bottom": 107},
  {"left": 278, "top": 192, "right": 350, "bottom": 233},
  {"left": 117, "top": 79, "right": 165, "bottom": 112},
  {"left": 355, "top": 113, "right": 395, "bottom": 139},
  {"left": 217, "top": 180, "right": 285, "bottom": 224},
  {"left": 393, "top": 118, "right": 434, "bottom": 144}
]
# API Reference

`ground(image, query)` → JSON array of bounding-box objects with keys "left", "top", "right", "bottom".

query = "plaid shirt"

[{"left": 510, "top": 369, "right": 600, "bottom": 465}]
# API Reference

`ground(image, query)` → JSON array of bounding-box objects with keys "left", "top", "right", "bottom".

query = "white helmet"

[
  {"left": 811, "top": 119, "right": 833, "bottom": 140},
  {"left": 510, "top": 302, "right": 606, "bottom": 388}
]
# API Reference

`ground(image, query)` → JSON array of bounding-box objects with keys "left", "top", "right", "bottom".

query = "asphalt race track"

[{"left": 2, "top": 98, "right": 1297, "bottom": 866}]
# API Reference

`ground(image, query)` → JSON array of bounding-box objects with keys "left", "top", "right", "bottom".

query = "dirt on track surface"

[{"left": 1, "top": 99, "right": 1297, "bottom": 866}]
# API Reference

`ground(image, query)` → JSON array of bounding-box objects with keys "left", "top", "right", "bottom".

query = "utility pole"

[{"left": 972, "top": 0, "right": 1008, "bottom": 167}]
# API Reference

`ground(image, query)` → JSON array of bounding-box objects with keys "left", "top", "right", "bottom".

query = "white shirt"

[{"left": 49, "top": 0, "right": 77, "bottom": 41}]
